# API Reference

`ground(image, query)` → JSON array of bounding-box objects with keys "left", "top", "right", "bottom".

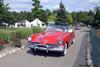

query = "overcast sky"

[{"left": 4, "top": 0, "right": 100, "bottom": 12}]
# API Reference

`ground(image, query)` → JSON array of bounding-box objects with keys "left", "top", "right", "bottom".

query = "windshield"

[{"left": 45, "top": 24, "right": 69, "bottom": 32}]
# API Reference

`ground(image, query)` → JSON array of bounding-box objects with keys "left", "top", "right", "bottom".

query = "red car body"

[{"left": 27, "top": 25, "right": 75, "bottom": 55}]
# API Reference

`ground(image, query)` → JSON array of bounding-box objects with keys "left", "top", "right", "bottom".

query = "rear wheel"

[
  {"left": 30, "top": 48, "right": 36, "bottom": 55},
  {"left": 67, "top": 42, "right": 69, "bottom": 49},
  {"left": 71, "top": 38, "right": 75, "bottom": 44}
]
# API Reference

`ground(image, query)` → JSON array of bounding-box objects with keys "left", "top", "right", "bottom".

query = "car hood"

[{"left": 31, "top": 31, "right": 69, "bottom": 45}]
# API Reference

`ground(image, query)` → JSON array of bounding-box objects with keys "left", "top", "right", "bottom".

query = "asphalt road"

[{"left": 0, "top": 29, "right": 87, "bottom": 67}]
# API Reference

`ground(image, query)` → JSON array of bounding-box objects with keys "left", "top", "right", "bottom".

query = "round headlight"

[
  {"left": 58, "top": 40, "right": 63, "bottom": 45},
  {"left": 28, "top": 37, "right": 32, "bottom": 41}
]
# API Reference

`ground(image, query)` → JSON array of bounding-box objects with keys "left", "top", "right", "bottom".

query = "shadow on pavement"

[{"left": 27, "top": 49, "right": 64, "bottom": 57}]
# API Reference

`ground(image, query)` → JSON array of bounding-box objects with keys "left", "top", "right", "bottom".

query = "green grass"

[
  {"left": 32, "top": 26, "right": 43, "bottom": 33},
  {"left": 16, "top": 28, "right": 33, "bottom": 39},
  {"left": 0, "top": 27, "right": 43, "bottom": 48},
  {"left": 0, "top": 26, "right": 43, "bottom": 41},
  {"left": 0, "top": 29, "right": 11, "bottom": 41}
]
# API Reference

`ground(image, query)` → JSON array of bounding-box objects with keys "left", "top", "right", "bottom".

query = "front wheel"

[
  {"left": 62, "top": 43, "right": 68, "bottom": 55},
  {"left": 63, "top": 47, "right": 67, "bottom": 55},
  {"left": 30, "top": 48, "right": 36, "bottom": 52}
]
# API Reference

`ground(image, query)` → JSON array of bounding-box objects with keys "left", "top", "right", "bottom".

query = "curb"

[
  {"left": 0, "top": 46, "right": 26, "bottom": 59},
  {"left": 86, "top": 32, "right": 93, "bottom": 67}
]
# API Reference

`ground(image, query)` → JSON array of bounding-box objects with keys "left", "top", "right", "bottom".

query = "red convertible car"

[{"left": 27, "top": 24, "right": 75, "bottom": 55}]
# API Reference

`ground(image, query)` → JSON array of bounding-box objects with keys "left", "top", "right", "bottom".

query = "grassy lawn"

[
  {"left": 0, "top": 29, "right": 12, "bottom": 41},
  {"left": 0, "top": 27, "right": 43, "bottom": 41},
  {"left": 0, "top": 27, "right": 43, "bottom": 48},
  {"left": 0, "top": 28, "right": 32, "bottom": 40}
]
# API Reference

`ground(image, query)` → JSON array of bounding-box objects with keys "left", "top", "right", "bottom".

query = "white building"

[
  {"left": 15, "top": 22, "right": 19, "bottom": 28},
  {"left": 15, "top": 20, "right": 31, "bottom": 28},
  {"left": 14, "top": 19, "right": 46, "bottom": 28},
  {"left": 24, "top": 20, "right": 31, "bottom": 28},
  {"left": 31, "top": 18, "right": 45, "bottom": 28}
]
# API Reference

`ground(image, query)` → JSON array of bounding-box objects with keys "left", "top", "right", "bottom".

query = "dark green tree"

[
  {"left": 32, "top": 0, "right": 42, "bottom": 18},
  {"left": 94, "top": 6, "right": 100, "bottom": 23},
  {"left": 0, "top": 0, "right": 13, "bottom": 25},
  {"left": 53, "top": 9, "right": 58, "bottom": 15},
  {"left": 87, "top": 10, "right": 94, "bottom": 23},
  {"left": 37, "top": 9, "right": 48, "bottom": 24},
  {"left": 66, "top": 14, "right": 73, "bottom": 24},
  {"left": 71, "top": 12, "right": 77, "bottom": 23},
  {"left": 47, "top": 14, "right": 56, "bottom": 22},
  {"left": 31, "top": 0, "right": 47, "bottom": 23},
  {"left": 46, "top": 9, "right": 51, "bottom": 16},
  {"left": 55, "top": 1, "right": 67, "bottom": 25}
]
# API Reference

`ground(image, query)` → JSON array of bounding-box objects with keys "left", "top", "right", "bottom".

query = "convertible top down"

[{"left": 27, "top": 24, "right": 75, "bottom": 55}]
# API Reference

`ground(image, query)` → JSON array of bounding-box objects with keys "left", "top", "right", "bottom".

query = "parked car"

[
  {"left": 27, "top": 24, "right": 75, "bottom": 55},
  {"left": 75, "top": 26, "right": 80, "bottom": 30},
  {"left": 75, "top": 24, "right": 81, "bottom": 30}
]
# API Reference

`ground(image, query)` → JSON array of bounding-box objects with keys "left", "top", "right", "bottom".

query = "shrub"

[
  {"left": 0, "top": 31, "right": 10, "bottom": 41},
  {"left": 10, "top": 32, "right": 21, "bottom": 47},
  {"left": 32, "top": 26, "right": 43, "bottom": 33},
  {"left": 0, "top": 27, "right": 43, "bottom": 47},
  {"left": 10, "top": 28, "right": 33, "bottom": 47},
  {"left": 0, "top": 39, "right": 6, "bottom": 44},
  {"left": 0, "top": 45, "right": 3, "bottom": 50},
  {"left": 0, "top": 39, "right": 5, "bottom": 50},
  {"left": 16, "top": 28, "right": 33, "bottom": 39}
]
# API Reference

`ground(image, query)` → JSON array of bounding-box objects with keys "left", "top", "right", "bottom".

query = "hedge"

[
  {"left": 0, "top": 30, "right": 10, "bottom": 41},
  {"left": 32, "top": 26, "right": 43, "bottom": 33},
  {"left": 0, "top": 27, "right": 44, "bottom": 49},
  {"left": 15, "top": 28, "right": 33, "bottom": 39}
]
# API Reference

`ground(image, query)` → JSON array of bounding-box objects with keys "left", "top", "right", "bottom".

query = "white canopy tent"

[
  {"left": 14, "top": 19, "right": 45, "bottom": 28},
  {"left": 15, "top": 22, "right": 18, "bottom": 28},
  {"left": 31, "top": 18, "right": 45, "bottom": 28},
  {"left": 24, "top": 20, "right": 31, "bottom": 28},
  {"left": 15, "top": 20, "right": 31, "bottom": 28}
]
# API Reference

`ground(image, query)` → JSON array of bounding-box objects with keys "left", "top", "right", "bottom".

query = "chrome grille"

[
  {"left": 46, "top": 44, "right": 58, "bottom": 48},
  {"left": 31, "top": 42, "right": 40, "bottom": 45},
  {"left": 37, "top": 45, "right": 46, "bottom": 48},
  {"left": 31, "top": 42, "right": 58, "bottom": 48}
]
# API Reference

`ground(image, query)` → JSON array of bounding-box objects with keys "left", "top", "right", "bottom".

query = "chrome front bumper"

[{"left": 27, "top": 44, "right": 64, "bottom": 52}]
